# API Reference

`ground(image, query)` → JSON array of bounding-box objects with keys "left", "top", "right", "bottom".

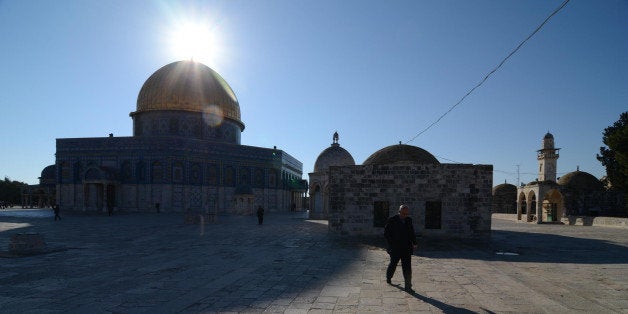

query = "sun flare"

[{"left": 169, "top": 21, "right": 223, "bottom": 66}]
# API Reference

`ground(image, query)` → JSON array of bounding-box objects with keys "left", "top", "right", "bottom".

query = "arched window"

[
  {"left": 61, "top": 162, "right": 71, "bottom": 183},
  {"left": 136, "top": 161, "right": 146, "bottom": 183},
  {"left": 121, "top": 161, "right": 132, "bottom": 182},
  {"left": 224, "top": 166, "right": 235, "bottom": 186},
  {"left": 269, "top": 170, "right": 276, "bottom": 188},
  {"left": 254, "top": 168, "right": 264, "bottom": 187},
  {"left": 207, "top": 165, "right": 218, "bottom": 185},
  {"left": 239, "top": 167, "right": 250, "bottom": 185},
  {"left": 73, "top": 161, "right": 82, "bottom": 183},
  {"left": 173, "top": 161, "right": 184, "bottom": 183},
  {"left": 190, "top": 163, "right": 202, "bottom": 184},
  {"left": 152, "top": 161, "right": 164, "bottom": 183}
]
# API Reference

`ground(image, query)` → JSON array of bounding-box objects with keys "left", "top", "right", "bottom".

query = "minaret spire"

[{"left": 537, "top": 132, "right": 560, "bottom": 182}]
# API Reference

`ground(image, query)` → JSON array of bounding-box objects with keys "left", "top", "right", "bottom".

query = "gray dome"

[
  {"left": 363, "top": 144, "right": 440, "bottom": 165},
  {"left": 314, "top": 143, "right": 355, "bottom": 172},
  {"left": 558, "top": 171, "right": 603, "bottom": 191},
  {"left": 492, "top": 183, "right": 517, "bottom": 196},
  {"left": 39, "top": 165, "right": 56, "bottom": 185}
]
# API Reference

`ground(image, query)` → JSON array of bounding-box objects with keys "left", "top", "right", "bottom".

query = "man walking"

[
  {"left": 256, "top": 205, "right": 264, "bottom": 225},
  {"left": 53, "top": 204, "right": 61, "bottom": 221},
  {"left": 384, "top": 204, "right": 418, "bottom": 293}
]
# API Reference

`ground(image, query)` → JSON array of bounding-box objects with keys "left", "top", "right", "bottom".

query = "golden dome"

[{"left": 133, "top": 60, "right": 243, "bottom": 129}]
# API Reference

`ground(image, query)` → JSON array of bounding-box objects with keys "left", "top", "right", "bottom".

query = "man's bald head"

[{"left": 399, "top": 204, "right": 410, "bottom": 218}]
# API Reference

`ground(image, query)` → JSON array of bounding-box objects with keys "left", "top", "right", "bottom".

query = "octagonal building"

[{"left": 55, "top": 60, "right": 306, "bottom": 214}]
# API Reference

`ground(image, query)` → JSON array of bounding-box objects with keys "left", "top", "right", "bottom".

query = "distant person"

[
  {"left": 53, "top": 204, "right": 61, "bottom": 221},
  {"left": 384, "top": 204, "right": 417, "bottom": 293},
  {"left": 256, "top": 205, "right": 264, "bottom": 225}
]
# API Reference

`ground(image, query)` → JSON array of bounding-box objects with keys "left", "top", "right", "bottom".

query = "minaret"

[{"left": 537, "top": 132, "right": 560, "bottom": 182}]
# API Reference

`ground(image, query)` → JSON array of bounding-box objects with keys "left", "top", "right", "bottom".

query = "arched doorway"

[
  {"left": 313, "top": 185, "right": 323, "bottom": 215},
  {"left": 527, "top": 191, "right": 537, "bottom": 222},
  {"left": 542, "top": 189, "right": 563, "bottom": 222},
  {"left": 83, "top": 167, "right": 118, "bottom": 212},
  {"left": 517, "top": 192, "right": 526, "bottom": 220}
]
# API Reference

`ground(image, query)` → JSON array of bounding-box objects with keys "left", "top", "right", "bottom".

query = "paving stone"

[{"left": 0, "top": 212, "right": 627, "bottom": 313}]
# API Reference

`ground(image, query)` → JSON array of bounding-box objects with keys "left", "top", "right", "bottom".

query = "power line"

[
  {"left": 434, "top": 154, "right": 574, "bottom": 178},
  {"left": 406, "top": 0, "right": 570, "bottom": 144}
]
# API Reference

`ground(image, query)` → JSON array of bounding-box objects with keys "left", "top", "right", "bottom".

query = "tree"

[
  {"left": 597, "top": 112, "right": 628, "bottom": 212},
  {"left": 0, "top": 177, "right": 28, "bottom": 205}
]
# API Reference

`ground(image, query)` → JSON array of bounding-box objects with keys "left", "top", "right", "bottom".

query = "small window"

[
  {"left": 373, "top": 201, "right": 389, "bottom": 227},
  {"left": 190, "top": 164, "right": 202, "bottom": 184},
  {"left": 121, "top": 161, "right": 132, "bottom": 181},
  {"left": 151, "top": 161, "right": 164, "bottom": 183},
  {"left": 207, "top": 165, "right": 218, "bottom": 185},
  {"left": 173, "top": 162, "right": 184, "bottom": 183},
  {"left": 425, "top": 201, "right": 442, "bottom": 229},
  {"left": 224, "top": 167, "right": 234, "bottom": 186}
]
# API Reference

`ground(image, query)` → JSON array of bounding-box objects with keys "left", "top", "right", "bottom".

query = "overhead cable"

[{"left": 406, "top": 0, "right": 570, "bottom": 144}]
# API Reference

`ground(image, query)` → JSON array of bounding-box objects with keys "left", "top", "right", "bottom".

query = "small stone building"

[
  {"left": 308, "top": 132, "right": 355, "bottom": 219},
  {"left": 492, "top": 183, "right": 517, "bottom": 214},
  {"left": 324, "top": 143, "right": 493, "bottom": 238}
]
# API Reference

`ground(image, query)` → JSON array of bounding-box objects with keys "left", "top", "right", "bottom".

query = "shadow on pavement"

[
  {"left": 1, "top": 210, "right": 627, "bottom": 312},
  {"left": 343, "top": 228, "right": 628, "bottom": 265},
  {"left": 0, "top": 211, "right": 387, "bottom": 312},
  {"left": 414, "top": 229, "right": 628, "bottom": 265},
  {"left": 389, "top": 283, "right": 480, "bottom": 313}
]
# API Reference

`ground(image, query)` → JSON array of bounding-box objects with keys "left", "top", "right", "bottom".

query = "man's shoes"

[
  {"left": 386, "top": 278, "right": 392, "bottom": 285},
  {"left": 404, "top": 286, "right": 415, "bottom": 293}
]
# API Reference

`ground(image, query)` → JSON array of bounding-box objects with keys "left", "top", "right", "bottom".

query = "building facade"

[
  {"left": 53, "top": 60, "right": 307, "bottom": 213},
  {"left": 311, "top": 141, "right": 493, "bottom": 238}
]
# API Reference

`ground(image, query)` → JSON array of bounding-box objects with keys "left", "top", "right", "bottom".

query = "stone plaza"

[{"left": 1, "top": 209, "right": 627, "bottom": 313}]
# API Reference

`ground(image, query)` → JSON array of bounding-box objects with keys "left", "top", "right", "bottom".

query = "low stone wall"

[
  {"left": 562, "top": 216, "right": 628, "bottom": 228},
  {"left": 491, "top": 213, "right": 628, "bottom": 228},
  {"left": 492, "top": 213, "right": 517, "bottom": 221}
]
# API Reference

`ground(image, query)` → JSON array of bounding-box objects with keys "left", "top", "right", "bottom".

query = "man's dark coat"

[{"left": 384, "top": 214, "right": 417, "bottom": 254}]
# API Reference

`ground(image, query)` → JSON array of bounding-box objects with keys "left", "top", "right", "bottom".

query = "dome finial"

[{"left": 333, "top": 131, "right": 339, "bottom": 144}]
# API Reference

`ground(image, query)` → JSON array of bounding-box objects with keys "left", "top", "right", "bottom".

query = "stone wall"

[
  {"left": 492, "top": 213, "right": 628, "bottom": 228},
  {"left": 55, "top": 136, "right": 301, "bottom": 213},
  {"left": 328, "top": 163, "right": 493, "bottom": 238},
  {"left": 561, "top": 216, "right": 628, "bottom": 228},
  {"left": 492, "top": 184, "right": 517, "bottom": 214}
]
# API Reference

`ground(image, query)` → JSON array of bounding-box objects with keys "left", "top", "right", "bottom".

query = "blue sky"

[{"left": 1, "top": 0, "right": 626, "bottom": 187}]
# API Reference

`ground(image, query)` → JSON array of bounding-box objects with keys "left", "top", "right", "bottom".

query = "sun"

[{"left": 169, "top": 21, "right": 223, "bottom": 66}]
